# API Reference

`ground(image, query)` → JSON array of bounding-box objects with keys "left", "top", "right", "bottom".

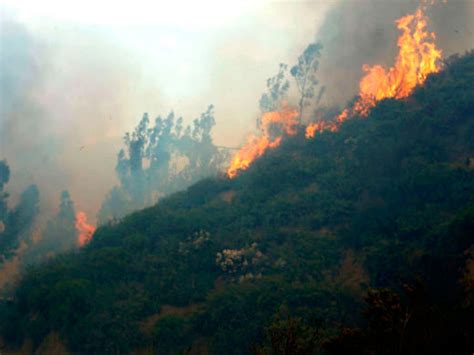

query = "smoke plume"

[{"left": 316, "top": 0, "right": 474, "bottom": 107}]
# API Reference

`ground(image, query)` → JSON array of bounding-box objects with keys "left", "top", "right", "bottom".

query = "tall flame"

[
  {"left": 306, "top": 6, "right": 442, "bottom": 138},
  {"left": 227, "top": 105, "right": 299, "bottom": 178},
  {"left": 76, "top": 211, "right": 96, "bottom": 246}
]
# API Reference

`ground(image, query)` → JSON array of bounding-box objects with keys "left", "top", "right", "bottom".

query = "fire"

[
  {"left": 227, "top": 105, "right": 299, "bottom": 178},
  {"left": 353, "top": 8, "right": 442, "bottom": 116},
  {"left": 76, "top": 211, "right": 96, "bottom": 246},
  {"left": 306, "top": 6, "right": 442, "bottom": 138},
  {"left": 229, "top": 6, "right": 443, "bottom": 172},
  {"left": 304, "top": 121, "right": 333, "bottom": 139}
]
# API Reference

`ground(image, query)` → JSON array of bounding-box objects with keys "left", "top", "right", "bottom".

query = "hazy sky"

[{"left": 2, "top": 0, "right": 334, "bottom": 141}]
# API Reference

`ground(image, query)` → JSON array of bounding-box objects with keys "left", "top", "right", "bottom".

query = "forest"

[
  {"left": 0, "top": 50, "right": 472, "bottom": 354},
  {"left": 1, "top": 1, "right": 474, "bottom": 354}
]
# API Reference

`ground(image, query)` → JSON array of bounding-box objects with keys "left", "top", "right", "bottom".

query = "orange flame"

[
  {"left": 227, "top": 105, "right": 299, "bottom": 178},
  {"left": 354, "top": 8, "right": 442, "bottom": 115},
  {"left": 76, "top": 211, "right": 96, "bottom": 246},
  {"left": 306, "top": 6, "right": 442, "bottom": 138}
]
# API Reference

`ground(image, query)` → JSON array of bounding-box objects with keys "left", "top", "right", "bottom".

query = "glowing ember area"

[
  {"left": 305, "top": 120, "right": 339, "bottom": 139},
  {"left": 227, "top": 105, "right": 299, "bottom": 178},
  {"left": 306, "top": 7, "right": 442, "bottom": 138},
  {"left": 76, "top": 211, "right": 96, "bottom": 246}
]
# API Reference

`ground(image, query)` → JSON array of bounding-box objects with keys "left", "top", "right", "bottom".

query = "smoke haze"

[
  {"left": 1, "top": 0, "right": 473, "bottom": 223},
  {"left": 316, "top": 0, "right": 474, "bottom": 106},
  {"left": 0, "top": 2, "right": 333, "bottom": 221}
]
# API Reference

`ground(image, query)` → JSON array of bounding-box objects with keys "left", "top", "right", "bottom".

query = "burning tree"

[
  {"left": 226, "top": 105, "right": 299, "bottom": 178},
  {"left": 227, "top": 43, "right": 326, "bottom": 179}
]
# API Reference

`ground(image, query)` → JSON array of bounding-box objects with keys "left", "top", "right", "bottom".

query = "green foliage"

[
  {"left": 1, "top": 52, "right": 473, "bottom": 354},
  {"left": 259, "top": 310, "right": 324, "bottom": 355},
  {"left": 153, "top": 315, "right": 191, "bottom": 354},
  {"left": 324, "top": 281, "right": 474, "bottom": 354}
]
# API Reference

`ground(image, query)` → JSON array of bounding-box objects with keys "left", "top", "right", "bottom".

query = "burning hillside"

[
  {"left": 227, "top": 5, "right": 443, "bottom": 178},
  {"left": 76, "top": 211, "right": 96, "bottom": 246},
  {"left": 227, "top": 104, "right": 299, "bottom": 178},
  {"left": 307, "top": 6, "right": 443, "bottom": 138},
  {"left": 3, "top": 49, "right": 473, "bottom": 353},
  {"left": 1, "top": 0, "right": 473, "bottom": 353}
]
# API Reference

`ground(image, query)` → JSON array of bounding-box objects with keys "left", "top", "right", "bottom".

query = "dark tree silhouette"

[
  {"left": 98, "top": 106, "right": 228, "bottom": 223},
  {"left": 0, "top": 183, "right": 39, "bottom": 261},
  {"left": 23, "top": 191, "right": 77, "bottom": 265},
  {"left": 290, "top": 43, "right": 324, "bottom": 119}
]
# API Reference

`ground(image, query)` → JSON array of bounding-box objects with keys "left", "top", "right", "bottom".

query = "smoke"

[
  {"left": 0, "top": 13, "right": 165, "bottom": 221},
  {"left": 0, "top": 3, "right": 333, "bottom": 224},
  {"left": 315, "top": 0, "right": 474, "bottom": 107},
  {"left": 0, "top": 18, "right": 54, "bottom": 217},
  {"left": 0, "top": 0, "right": 472, "bottom": 228}
]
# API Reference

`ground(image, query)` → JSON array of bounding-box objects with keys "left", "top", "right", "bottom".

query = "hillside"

[{"left": 1, "top": 51, "right": 474, "bottom": 354}]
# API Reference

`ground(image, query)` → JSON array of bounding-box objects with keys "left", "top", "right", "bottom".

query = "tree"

[
  {"left": 324, "top": 281, "right": 474, "bottom": 354},
  {"left": 0, "top": 184, "right": 39, "bottom": 261},
  {"left": 290, "top": 43, "right": 324, "bottom": 119},
  {"left": 258, "top": 64, "right": 290, "bottom": 127},
  {"left": 0, "top": 160, "right": 10, "bottom": 226},
  {"left": 258, "top": 310, "right": 323, "bottom": 355},
  {"left": 58, "top": 191, "right": 75, "bottom": 222},
  {"left": 98, "top": 106, "right": 228, "bottom": 224},
  {"left": 23, "top": 190, "right": 77, "bottom": 265},
  {"left": 178, "top": 105, "right": 228, "bottom": 186}
]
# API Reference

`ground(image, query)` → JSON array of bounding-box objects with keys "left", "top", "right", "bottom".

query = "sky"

[{"left": 1, "top": 0, "right": 334, "bottom": 140}]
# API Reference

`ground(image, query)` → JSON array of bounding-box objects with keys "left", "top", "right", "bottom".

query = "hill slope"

[{"left": 1, "top": 52, "right": 474, "bottom": 354}]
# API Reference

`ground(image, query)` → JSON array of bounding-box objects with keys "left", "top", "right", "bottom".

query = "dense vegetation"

[
  {"left": 0, "top": 105, "right": 230, "bottom": 273},
  {"left": 1, "top": 51, "right": 473, "bottom": 354}
]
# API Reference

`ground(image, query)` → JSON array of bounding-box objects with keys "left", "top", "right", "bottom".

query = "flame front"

[
  {"left": 76, "top": 211, "right": 96, "bottom": 246},
  {"left": 306, "top": 6, "right": 442, "bottom": 138},
  {"left": 227, "top": 105, "right": 299, "bottom": 178},
  {"left": 354, "top": 8, "right": 442, "bottom": 115},
  {"left": 229, "top": 6, "right": 442, "bottom": 173}
]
